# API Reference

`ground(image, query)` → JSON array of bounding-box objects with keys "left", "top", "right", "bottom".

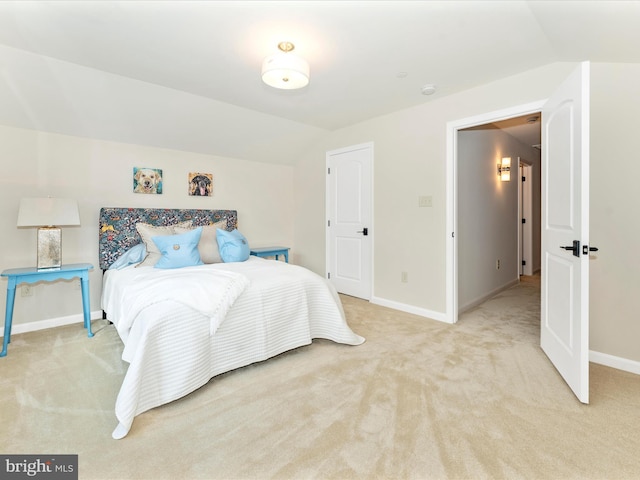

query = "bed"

[{"left": 99, "top": 207, "right": 364, "bottom": 439}]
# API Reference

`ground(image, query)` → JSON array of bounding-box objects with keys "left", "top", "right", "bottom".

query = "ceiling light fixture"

[{"left": 262, "top": 41, "right": 309, "bottom": 90}]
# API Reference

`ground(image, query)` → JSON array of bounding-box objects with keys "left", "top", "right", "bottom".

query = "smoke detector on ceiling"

[{"left": 421, "top": 84, "right": 436, "bottom": 95}]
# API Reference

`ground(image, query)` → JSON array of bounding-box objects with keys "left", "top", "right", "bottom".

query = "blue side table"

[
  {"left": 250, "top": 246, "right": 290, "bottom": 263},
  {"left": 1, "top": 263, "right": 94, "bottom": 357}
]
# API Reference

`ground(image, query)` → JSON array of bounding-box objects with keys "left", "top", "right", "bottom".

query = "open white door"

[
  {"left": 326, "top": 143, "right": 373, "bottom": 300},
  {"left": 541, "top": 62, "right": 591, "bottom": 403}
]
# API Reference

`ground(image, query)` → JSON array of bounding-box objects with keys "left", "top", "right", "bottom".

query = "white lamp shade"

[
  {"left": 17, "top": 197, "right": 80, "bottom": 227},
  {"left": 262, "top": 53, "right": 310, "bottom": 90}
]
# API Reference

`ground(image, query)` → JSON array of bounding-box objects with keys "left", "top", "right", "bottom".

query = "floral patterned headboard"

[{"left": 99, "top": 207, "right": 238, "bottom": 270}]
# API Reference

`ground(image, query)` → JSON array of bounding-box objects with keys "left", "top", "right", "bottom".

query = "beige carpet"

[{"left": 2, "top": 277, "right": 640, "bottom": 480}]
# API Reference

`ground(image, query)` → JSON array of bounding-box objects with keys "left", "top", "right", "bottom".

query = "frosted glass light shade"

[
  {"left": 262, "top": 53, "right": 310, "bottom": 90},
  {"left": 499, "top": 157, "right": 511, "bottom": 182},
  {"left": 17, "top": 197, "right": 80, "bottom": 227}
]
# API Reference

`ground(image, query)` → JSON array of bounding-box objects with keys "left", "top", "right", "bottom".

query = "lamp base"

[{"left": 37, "top": 227, "right": 62, "bottom": 269}]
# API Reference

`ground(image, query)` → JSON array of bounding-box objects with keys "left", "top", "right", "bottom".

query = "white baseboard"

[
  {"left": 1, "top": 310, "right": 104, "bottom": 338},
  {"left": 369, "top": 295, "right": 448, "bottom": 323},
  {"left": 590, "top": 350, "right": 640, "bottom": 376}
]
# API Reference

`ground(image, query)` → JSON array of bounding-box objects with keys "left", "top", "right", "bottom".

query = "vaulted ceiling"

[{"left": 0, "top": 1, "right": 638, "bottom": 163}]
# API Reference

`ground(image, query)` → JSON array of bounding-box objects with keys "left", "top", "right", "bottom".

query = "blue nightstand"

[
  {"left": 1, "top": 263, "right": 94, "bottom": 357},
  {"left": 250, "top": 246, "right": 290, "bottom": 263}
]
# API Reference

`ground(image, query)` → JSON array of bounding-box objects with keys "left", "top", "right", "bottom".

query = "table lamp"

[{"left": 17, "top": 197, "right": 80, "bottom": 269}]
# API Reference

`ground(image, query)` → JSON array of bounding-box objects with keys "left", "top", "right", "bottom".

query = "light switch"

[{"left": 418, "top": 195, "right": 433, "bottom": 207}]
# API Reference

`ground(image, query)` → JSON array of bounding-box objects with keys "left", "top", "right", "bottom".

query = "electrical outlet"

[
  {"left": 496, "top": 259, "right": 501, "bottom": 270},
  {"left": 21, "top": 284, "right": 33, "bottom": 297},
  {"left": 401, "top": 271, "right": 408, "bottom": 283}
]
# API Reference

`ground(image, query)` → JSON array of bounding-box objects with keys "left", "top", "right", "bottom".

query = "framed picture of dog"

[
  {"left": 188, "top": 172, "right": 213, "bottom": 197},
  {"left": 133, "top": 167, "right": 163, "bottom": 194}
]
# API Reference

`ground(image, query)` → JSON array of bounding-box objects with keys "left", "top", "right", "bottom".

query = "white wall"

[
  {"left": 294, "top": 62, "right": 575, "bottom": 312},
  {"left": 589, "top": 63, "right": 640, "bottom": 363},
  {"left": 293, "top": 61, "right": 640, "bottom": 365},
  {"left": 457, "top": 126, "right": 540, "bottom": 310},
  {"left": 0, "top": 125, "right": 294, "bottom": 329}
]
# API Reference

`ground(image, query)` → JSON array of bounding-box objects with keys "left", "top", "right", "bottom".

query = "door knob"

[
  {"left": 357, "top": 227, "right": 368, "bottom": 236},
  {"left": 561, "top": 240, "right": 599, "bottom": 257},
  {"left": 560, "top": 240, "right": 580, "bottom": 257}
]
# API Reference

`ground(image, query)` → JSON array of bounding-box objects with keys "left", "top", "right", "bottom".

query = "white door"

[
  {"left": 326, "top": 143, "right": 373, "bottom": 300},
  {"left": 541, "top": 62, "right": 591, "bottom": 403}
]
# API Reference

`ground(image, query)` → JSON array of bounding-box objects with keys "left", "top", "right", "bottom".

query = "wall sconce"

[
  {"left": 17, "top": 197, "right": 80, "bottom": 269},
  {"left": 497, "top": 157, "right": 511, "bottom": 181}
]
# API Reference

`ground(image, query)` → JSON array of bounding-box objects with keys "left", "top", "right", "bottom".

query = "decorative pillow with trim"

[
  {"left": 136, "top": 220, "right": 192, "bottom": 267},
  {"left": 174, "top": 219, "right": 226, "bottom": 264},
  {"left": 152, "top": 227, "right": 204, "bottom": 269}
]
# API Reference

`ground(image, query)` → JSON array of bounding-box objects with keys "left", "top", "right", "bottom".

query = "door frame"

[
  {"left": 325, "top": 142, "right": 374, "bottom": 299},
  {"left": 519, "top": 160, "right": 534, "bottom": 276},
  {"left": 445, "top": 101, "right": 545, "bottom": 324}
]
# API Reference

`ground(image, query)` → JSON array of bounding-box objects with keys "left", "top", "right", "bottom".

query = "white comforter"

[
  {"left": 102, "top": 265, "right": 249, "bottom": 351},
  {"left": 101, "top": 256, "right": 364, "bottom": 439}
]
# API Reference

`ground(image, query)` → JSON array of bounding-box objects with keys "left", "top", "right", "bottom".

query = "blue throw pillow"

[
  {"left": 152, "top": 227, "right": 204, "bottom": 269},
  {"left": 216, "top": 228, "right": 250, "bottom": 263},
  {"left": 109, "top": 243, "right": 147, "bottom": 270}
]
